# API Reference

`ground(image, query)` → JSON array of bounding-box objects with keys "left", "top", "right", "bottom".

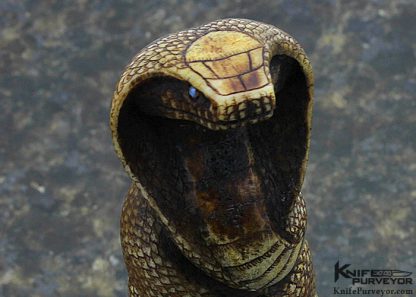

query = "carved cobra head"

[{"left": 111, "top": 18, "right": 313, "bottom": 290}]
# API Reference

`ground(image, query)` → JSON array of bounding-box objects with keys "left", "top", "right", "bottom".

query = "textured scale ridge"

[{"left": 111, "top": 18, "right": 317, "bottom": 297}]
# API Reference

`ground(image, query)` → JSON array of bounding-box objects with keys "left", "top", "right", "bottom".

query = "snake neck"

[{"left": 121, "top": 184, "right": 316, "bottom": 297}]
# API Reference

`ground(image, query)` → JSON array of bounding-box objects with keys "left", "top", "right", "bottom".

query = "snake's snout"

[{"left": 206, "top": 92, "right": 275, "bottom": 130}]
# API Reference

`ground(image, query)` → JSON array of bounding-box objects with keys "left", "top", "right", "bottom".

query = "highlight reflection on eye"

[{"left": 188, "top": 86, "right": 199, "bottom": 100}]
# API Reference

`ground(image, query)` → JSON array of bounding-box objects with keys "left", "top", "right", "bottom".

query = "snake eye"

[{"left": 188, "top": 86, "right": 199, "bottom": 101}]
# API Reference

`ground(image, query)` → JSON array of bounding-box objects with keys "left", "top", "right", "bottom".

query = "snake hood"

[{"left": 111, "top": 18, "right": 313, "bottom": 291}]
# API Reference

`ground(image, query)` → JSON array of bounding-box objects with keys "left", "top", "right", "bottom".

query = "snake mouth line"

[
  {"left": 163, "top": 105, "right": 274, "bottom": 130},
  {"left": 160, "top": 94, "right": 275, "bottom": 130}
]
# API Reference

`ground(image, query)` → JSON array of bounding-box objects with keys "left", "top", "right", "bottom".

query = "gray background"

[{"left": 0, "top": 0, "right": 415, "bottom": 296}]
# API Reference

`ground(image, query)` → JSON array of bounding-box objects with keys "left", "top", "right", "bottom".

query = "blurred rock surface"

[{"left": 0, "top": 0, "right": 415, "bottom": 296}]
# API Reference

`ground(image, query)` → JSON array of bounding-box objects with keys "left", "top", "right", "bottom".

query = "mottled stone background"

[{"left": 0, "top": 0, "right": 415, "bottom": 296}]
